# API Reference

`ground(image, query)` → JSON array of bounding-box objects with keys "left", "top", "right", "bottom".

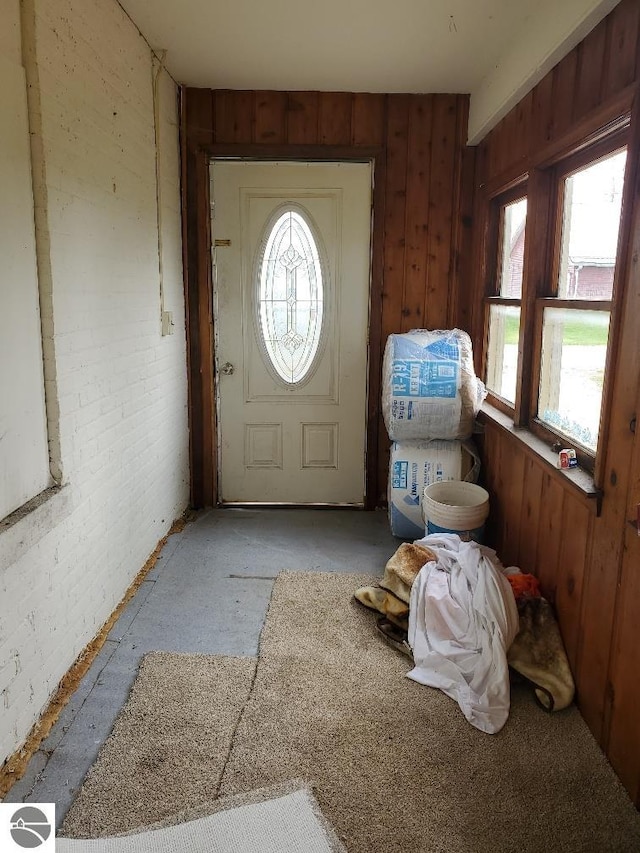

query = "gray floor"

[{"left": 4, "top": 507, "right": 398, "bottom": 827}]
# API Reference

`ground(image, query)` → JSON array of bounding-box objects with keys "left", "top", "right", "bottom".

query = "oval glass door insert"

[{"left": 257, "top": 208, "right": 325, "bottom": 385}]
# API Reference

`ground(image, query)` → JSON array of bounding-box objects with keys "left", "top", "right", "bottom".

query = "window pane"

[
  {"left": 538, "top": 307, "right": 610, "bottom": 451},
  {"left": 258, "top": 209, "right": 324, "bottom": 385},
  {"left": 557, "top": 149, "right": 626, "bottom": 299},
  {"left": 499, "top": 198, "right": 527, "bottom": 297},
  {"left": 486, "top": 304, "right": 520, "bottom": 404}
]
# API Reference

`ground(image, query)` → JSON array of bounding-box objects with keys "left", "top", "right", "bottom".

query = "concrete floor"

[{"left": 4, "top": 507, "right": 398, "bottom": 827}]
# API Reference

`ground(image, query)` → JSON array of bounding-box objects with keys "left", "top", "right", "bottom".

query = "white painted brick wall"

[
  {"left": 0, "top": 0, "right": 51, "bottom": 519},
  {"left": 0, "top": 0, "right": 189, "bottom": 765},
  {"left": 0, "top": 0, "right": 21, "bottom": 63}
]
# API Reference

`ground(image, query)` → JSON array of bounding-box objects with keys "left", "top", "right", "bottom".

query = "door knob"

[{"left": 220, "top": 361, "right": 235, "bottom": 375}]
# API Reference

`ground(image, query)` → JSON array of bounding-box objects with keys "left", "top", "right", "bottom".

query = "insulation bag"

[
  {"left": 388, "top": 438, "right": 480, "bottom": 540},
  {"left": 382, "top": 329, "right": 486, "bottom": 441}
]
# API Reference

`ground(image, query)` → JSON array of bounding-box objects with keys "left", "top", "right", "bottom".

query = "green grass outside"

[{"left": 503, "top": 313, "right": 609, "bottom": 346}]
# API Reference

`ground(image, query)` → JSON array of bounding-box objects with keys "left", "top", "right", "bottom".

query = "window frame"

[
  {"left": 528, "top": 131, "right": 629, "bottom": 473},
  {"left": 481, "top": 124, "right": 631, "bottom": 481},
  {"left": 482, "top": 182, "right": 529, "bottom": 417}
]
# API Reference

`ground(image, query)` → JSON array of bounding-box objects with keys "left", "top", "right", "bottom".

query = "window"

[
  {"left": 483, "top": 130, "right": 629, "bottom": 474},
  {"left": 1, "top": 55, "right": 52, "bottom": 521},
  {"left": 485, "top": 190, "right": 527, "bottom": 409},
  {"left": 536, "top": 148, "right": 625, "bottom": 454},
  {"left": 256, "top": 207, "right": 325, "bottom": 386}
]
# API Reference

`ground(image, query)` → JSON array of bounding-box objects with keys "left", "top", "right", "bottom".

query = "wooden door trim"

[{"left": 186, "top": 143, "right": 385, "bottom": 510}]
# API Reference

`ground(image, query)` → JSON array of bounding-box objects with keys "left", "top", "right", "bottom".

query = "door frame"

[{"left": 182, "top": 141, "right": 386, "bottom": 510}]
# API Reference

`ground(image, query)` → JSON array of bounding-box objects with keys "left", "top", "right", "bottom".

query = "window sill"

[
  {"left": 0, "top": 484, "right": 72, "bottom": 573},
  {"left": 478, "top": 402, "right": 602, "bottom": 514}
]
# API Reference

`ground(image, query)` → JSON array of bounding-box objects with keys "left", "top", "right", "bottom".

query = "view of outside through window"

[
  {"left": 486, "top": 197, "right": 526, "bottom": 403},
  {"left": 538, "top": 149, "right": 626, "bottom": 451},
  {"left": 539, "top": 308, "right": 610, "bottom": 449}
]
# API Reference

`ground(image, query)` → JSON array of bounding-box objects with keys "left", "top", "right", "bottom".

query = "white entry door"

[{"left": 211, "top": 160, "right": 372, "bottom": 504}]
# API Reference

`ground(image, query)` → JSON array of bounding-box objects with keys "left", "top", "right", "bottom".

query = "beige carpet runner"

[{"left": 61, "top": 571, "right": 640, "bottom": 852}]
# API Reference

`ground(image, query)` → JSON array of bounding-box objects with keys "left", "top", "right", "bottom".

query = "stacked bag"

[{"left": 382, "top": 328, "right": 486, "bottom": 538}]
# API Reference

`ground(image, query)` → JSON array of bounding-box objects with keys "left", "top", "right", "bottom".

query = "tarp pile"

[
  {"left": 355, "top": 533, "right": 575, "bottom": 734},
  {"left": 407, "top": 534, "right": 519, "bottom": 734}
]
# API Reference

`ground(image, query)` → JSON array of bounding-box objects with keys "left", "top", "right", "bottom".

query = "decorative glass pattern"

[{"left": 258, "top": 209, "right": 325, "bottom": 384}]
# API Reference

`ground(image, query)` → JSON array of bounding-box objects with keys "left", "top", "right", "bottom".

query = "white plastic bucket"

[
  {"left": 422, "top": 481, "right": 490, "bottom": 543},
  {"left": 388, "top": 439, "right": 480, "bottom": 539}
]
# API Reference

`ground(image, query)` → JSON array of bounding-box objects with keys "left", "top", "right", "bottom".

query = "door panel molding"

[{"left": 301, "top": 422, "right": 339, "bottom": 469}]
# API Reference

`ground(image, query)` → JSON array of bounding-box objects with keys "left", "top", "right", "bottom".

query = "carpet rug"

[
  {"left": 61, "top": 654, "right": 256, "bottom": 837},
  {"left": 62, "top": 571, "right": 640, "bottom": 852},
  {"left": 58, "top": 785, "right": 345, "bottom": 852}
]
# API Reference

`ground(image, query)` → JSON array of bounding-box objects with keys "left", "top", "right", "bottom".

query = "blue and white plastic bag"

[
  {"left": 382, "top": 329, "right": 486, "bottom": 441},
  {"left": 388, "top": 438, "right": 481, "bottom": 539}
]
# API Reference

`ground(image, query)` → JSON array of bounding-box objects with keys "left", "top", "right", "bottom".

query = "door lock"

[{"left": 220, "top": 362, "right": 235, "bottom": 375}]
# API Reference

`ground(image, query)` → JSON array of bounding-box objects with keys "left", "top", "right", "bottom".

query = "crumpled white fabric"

[{"left": 407, "top": 533, "right": 519, "bottom": 734}]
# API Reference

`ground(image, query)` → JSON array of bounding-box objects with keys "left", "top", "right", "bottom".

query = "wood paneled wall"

[
  {"left": 465, "top": 0, "right": 640, "bottom": 804},
  {"left": 182, "top": 89, "right": 472, "bottom": 507}
]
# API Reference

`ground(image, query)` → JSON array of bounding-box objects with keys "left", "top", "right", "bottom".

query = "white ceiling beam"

[{"left": 467, "top": 0, "right": 621, "bottom": 145}]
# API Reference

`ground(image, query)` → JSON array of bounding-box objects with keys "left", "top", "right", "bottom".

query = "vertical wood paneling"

[
  {"left": 286, "top": 92, "right": 319, "bottom": 144},
  {"left": 351, "top": 93, "right": 385, "bottom": 146},
  {"left": 486, "top": 125, "right": 503, "bottom": 179},
  {"left": 607, "top": 528, "right": 640, "bottom": 804},
  {"left": 549, "top": 50, "right": 579, "bottom": 141},
  {"left": 254, "top": 91, "right": 287, "bottom": 143},
  {"left": 183, "top": 86, "right": 470, "bottom": 513},
  {"left": 497, "top": 440, "right": 525, "bottom": 567},
  {"left": 606, "top": 90, "right": 640, "bottom": 795},
  {"left": 183, "top": 90, "right": 215, "bottom": 506},
  {"left": 465, "top": 142, "right": 489, "bottom": 366},
  {"left": 318, "top": 92, "right": 352, "bottom": 145},
  {"left": 479, "top": 424, "right": 503, "bottom": 549},
  {"left": 534, "top": 473, "right": 565, "bottom": 603},
  {"left": 185, "top": 88, "right": 213, "bottom": 147},
  {"left": 425, "top": 95, "right": 457, "bottom": 327},
  {"left": 555, "top": 500, "right": 590, "bottom": 673},
  {"left": 468, "top": 0, "right": 640, "bottom": 803},
  {"left": 573, "top": 24, "right": 607, "bottom": 120},
  {"left": 450, "top": 141, "right": 476, "bottom": 332},
  {"left": 531, "top": 71, "right": 554, "bottom": 151},
  {"left": 486, "top": 433, "right": 524, "bottom": 566},
  {"left": 517, "top": 455, "right": 543, "bottom": 573},
  {"left": 603, "top": 0, "right": 640, "bottom": 98},
  {"left": 578, "top": 515, "right": 625, "bottom": 739},
  {"left": 213, "top": 90, "right": 254, "bottom": 143},
  {"left": 182, "top": 148, "right": 203, "bottom": 505},
  {"left": 197, "top": 148, "right": 215, "bottom": 506},
  {"left": 513, "top": 90, "right": 533, "bottom": 164},
  {"left": 577, "top": 67, "right": 640, "bottom": 743},
  {"left": 380, "top": 95, "right": 410, "bottom": 342},
  {"left": 496, "top": 108, "right": 519, "bottom": 175},
  {"left": 402, "top": 95, "right": 433, "bottom": 331}
]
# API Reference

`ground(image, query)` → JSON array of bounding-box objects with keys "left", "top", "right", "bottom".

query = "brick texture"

[{"left": 0, "top": 0, "right": 189, "bottom": 764}]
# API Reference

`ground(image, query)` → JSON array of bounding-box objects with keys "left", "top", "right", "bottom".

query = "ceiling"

[{"left": 119, "top": 0, "right": 620, "bottom": 143}]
